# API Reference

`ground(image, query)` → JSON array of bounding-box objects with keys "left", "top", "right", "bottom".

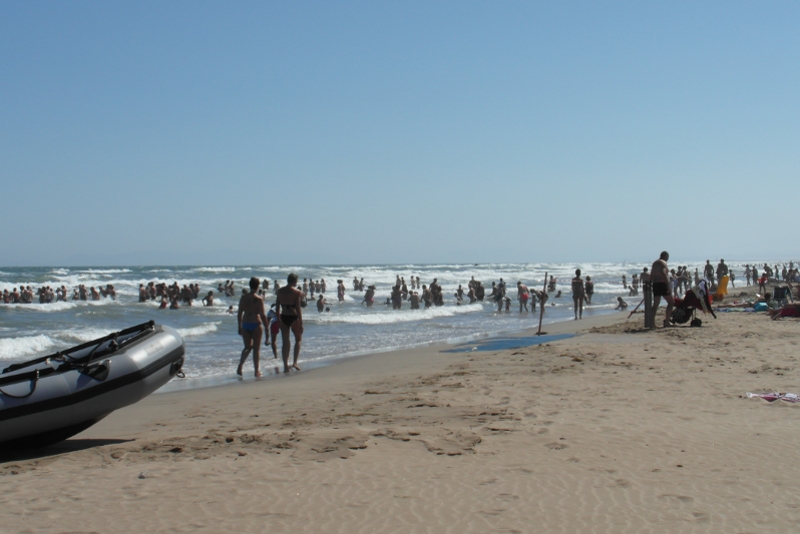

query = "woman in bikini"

[
  {"left": 276, "top": 272, "right": 304, "bottom": 373},
  {"left": 237, "top": 277, "right": 269, "bottom": 377}
]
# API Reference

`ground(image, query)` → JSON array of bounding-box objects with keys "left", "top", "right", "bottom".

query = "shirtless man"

[
  {"left": 651, "top": 251, "right": 674, "bottom": 328},
  {"left": 571, "top": 269, "right": 585, "bottom": 320},
  {"left": 276, "top": 273, "right": 304, "bottom": 373},
  {"left": 237, "top": 277, "right": 269, "bottom": 377}
]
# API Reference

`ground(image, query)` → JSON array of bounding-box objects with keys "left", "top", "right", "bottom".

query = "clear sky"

[{"left": 1, "top": 1, "right": 797, "bottom": 266}]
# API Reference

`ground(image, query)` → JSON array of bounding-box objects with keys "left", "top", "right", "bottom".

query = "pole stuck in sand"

[{"left": 537, "top": 272, "right": 547, "bottom": 335}]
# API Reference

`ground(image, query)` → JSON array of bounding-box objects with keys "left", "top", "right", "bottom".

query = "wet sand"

[{"left": 2, "top": 290, "right": 799, "bottom": 533}]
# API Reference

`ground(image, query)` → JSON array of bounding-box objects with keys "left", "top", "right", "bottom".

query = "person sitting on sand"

[
  {"left": 276, "top": 273, "right": 304, "bottom": 373},
  {"left": 237, "top": 277, "right": 269, "bottom": 378}
]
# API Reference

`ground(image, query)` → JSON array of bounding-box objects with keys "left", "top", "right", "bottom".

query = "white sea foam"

[
  {"left": 58, "top": 328, "right": 115, "bottom": 343},
  {"left": 78, "top": 268, "right": 132, "bottom": 274},
  {"left": 1, "top": 301, "right": 78, "bottom": 312},
  {"left": 314, "top": 303, "right": 483, "bottom": 325},
  {"left": 0, "top": 335, "right": 56, "bottom": 361},
  {"left": 192, "top": 267, "right": 236, "bottom": 273},
  {"left": 178, "top": 322, "right": 220, "bottom": 338}
]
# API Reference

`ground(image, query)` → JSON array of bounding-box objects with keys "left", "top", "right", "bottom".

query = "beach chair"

[{"left": 771, "top": 285, "right": 793, "bottom": 308}]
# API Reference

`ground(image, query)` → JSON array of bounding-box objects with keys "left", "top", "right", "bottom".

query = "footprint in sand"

[{"left": 659, "top": 494, "right": 694, "bottom": 504}]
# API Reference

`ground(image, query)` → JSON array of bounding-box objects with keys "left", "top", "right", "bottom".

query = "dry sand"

[{"left": 2, "top": 296, "right": 800, "bottom": 533}]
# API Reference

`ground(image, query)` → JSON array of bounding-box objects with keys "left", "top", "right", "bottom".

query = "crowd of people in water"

[
  {"left": 3, "top": 261, "right": 797, "bottom": 310},
  {"left": 1, "top": 284, "right": 118, "bottom": 304},
  {"left": 3, "top": 260, "right": 797, "bottom": 378}
]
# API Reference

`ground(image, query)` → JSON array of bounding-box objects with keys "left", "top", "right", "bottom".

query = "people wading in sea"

[{"left": 237, "top": 277, "right": 269, "bottom": 378}]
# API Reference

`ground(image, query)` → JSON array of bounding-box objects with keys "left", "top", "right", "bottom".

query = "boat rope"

[{"left": 0, "top": 369, "right": 39, "bottom": 398}]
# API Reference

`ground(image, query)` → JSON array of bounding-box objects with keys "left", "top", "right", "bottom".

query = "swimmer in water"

[
  {"left": 237, "top": 277, "right": 269, "bottom": 378},
  {"left": 363, "top": 285, "right": 375, "bottom": 307}
]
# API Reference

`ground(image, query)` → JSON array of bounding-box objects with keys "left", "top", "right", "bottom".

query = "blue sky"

[{"left": 1, "top": 2, "right": 797, "bottom": 266}]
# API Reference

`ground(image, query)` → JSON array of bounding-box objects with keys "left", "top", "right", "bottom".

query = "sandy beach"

[{"left": 2, "top": 292, "right": 799, "bottom": 533}]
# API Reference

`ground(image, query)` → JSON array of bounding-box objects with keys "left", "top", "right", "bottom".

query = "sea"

[{"left": 0, "top": 261, "right": 750, "bottom": 391}]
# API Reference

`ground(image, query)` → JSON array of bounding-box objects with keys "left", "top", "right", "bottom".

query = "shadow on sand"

[{"left": 0, "top": 438, "right": 133, "bottom": 463}]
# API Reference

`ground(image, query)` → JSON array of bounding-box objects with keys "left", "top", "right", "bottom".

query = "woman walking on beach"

[
  {"left": 571, "top": 269, "right": 585, "bottom": 320},
  {"left": 237, "top": 277, "right": 269, "bottom": 378},
  {"left": 276, "top": 273, "right": 304, "bottom": 373}
]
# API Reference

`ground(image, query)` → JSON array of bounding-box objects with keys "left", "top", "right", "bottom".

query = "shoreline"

[{"left": 160, "top": 308, "right": 627, "bottom": 393}]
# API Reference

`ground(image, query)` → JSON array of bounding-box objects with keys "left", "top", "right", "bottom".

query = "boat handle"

[{"left": 0, "top": 369, "right": 39, "bottom": 398}]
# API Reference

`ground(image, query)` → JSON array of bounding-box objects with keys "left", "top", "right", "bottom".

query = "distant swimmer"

[
  {"left": 422, "top": 285, "right": 432, "bottom": 309},
  {"left": 337, "top": 280, "right": 345, "bottom": 303},
  {"left": 317, "top": 294, "right": 327, "bottom": 313},
  {"left": 410, "top": 291, "right": 420, "bottom": 309},
  {"left": 237, "top": 277, "right": 269, "bottom": 378},
  {"left": 391, "top": 285, "right": 402, "bottom": 310},
  {"left": 276, "top": 273, "right": 304, "bottom": 373},
  {"left": 202, "top": 291, "right": 214, "bottom": 306},
  {"left": 363, "top": 285, "right": 376, "bottom": 307}
]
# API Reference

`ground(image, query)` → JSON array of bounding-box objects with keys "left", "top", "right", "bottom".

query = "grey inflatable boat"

[{"left": 0, "top": 321, "right": 184, "bottom": 449}]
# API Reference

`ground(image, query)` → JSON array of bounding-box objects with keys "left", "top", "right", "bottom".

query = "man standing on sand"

[
  {"left": 716, "top": 259, "right": 729, "bottom": 282},
  {"left": 651, "top": 251, "right": 674, "bottom": 328},
  {"left": 237, "top": 277, "right": 269, "bottom": 378},
  {"left": 571, "top": 269, "right": 585, "bottom": 320},
  {"left": 276, "top": 273, "right": 304, "bottom": 373}
]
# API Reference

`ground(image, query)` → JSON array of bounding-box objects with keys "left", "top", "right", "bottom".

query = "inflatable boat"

[{"left": 0, "top": 321, "right": 184, "bottom": 449}]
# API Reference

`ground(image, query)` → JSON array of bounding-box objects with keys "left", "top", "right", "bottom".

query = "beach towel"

[{"left": 746, "top": 392, "right": 800, "bottom": 403}]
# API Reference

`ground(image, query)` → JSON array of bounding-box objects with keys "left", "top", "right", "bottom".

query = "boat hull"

[{"left": 0, "top": 323, "right": 184, "bottom": 449}]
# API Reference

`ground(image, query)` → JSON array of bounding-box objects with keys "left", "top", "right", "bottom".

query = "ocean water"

[{"left": 0, "top": 261, "right": 751, "bottom": 390}]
